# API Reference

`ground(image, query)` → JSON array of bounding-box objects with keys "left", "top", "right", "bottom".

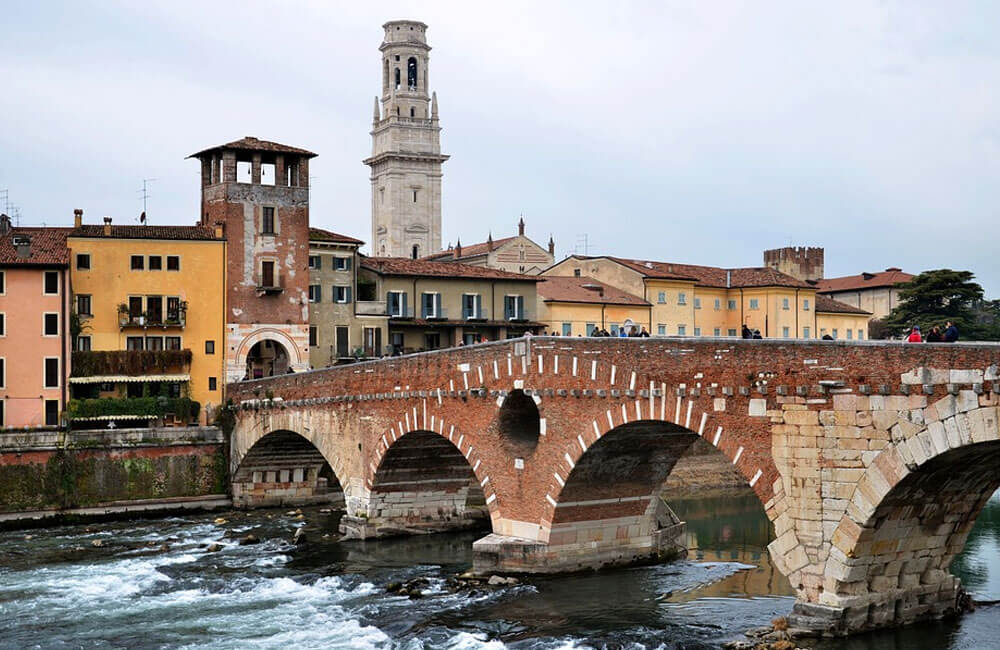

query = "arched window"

[
  {"left": 383, "top": 59, "right": 389, "bottom": 91},
  {"left": 407, "top": 57, "right": 417, "bottom": 90},
  {"left": 411, "top": 244, "right": 419, "bottom": 259},
  {"left": 394, "top": 68, "right": 400, "bottom": 89},
  {"left": 410, "top": 107, "right": 415, "bottom": 117}
]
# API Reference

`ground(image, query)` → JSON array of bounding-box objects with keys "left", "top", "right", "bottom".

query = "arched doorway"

[{"left": 246, "top": 339, "right": 289, "bottom": 379}]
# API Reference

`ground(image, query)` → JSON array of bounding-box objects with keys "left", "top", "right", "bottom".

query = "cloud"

[{"left": 2, "top": 0, "right": 998, "bottom": 293}]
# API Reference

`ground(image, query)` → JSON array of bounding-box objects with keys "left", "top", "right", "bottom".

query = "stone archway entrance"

[{"left": 246, "top": 339, "right": 290, "bottom": 379}]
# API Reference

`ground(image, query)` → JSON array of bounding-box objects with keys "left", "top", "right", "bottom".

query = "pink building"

[{"left": 0, "top": 215, "right": 71, "bottom": 428}]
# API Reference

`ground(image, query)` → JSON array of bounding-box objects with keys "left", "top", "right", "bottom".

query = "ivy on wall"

[{"left": 71, "top": 350, "right": 193, "bottom": 377}]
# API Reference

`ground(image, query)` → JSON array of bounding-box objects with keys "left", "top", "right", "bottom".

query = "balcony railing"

[
  {"left": 463, "top": 308, "right": 489, "bottom": 321},
  {"left": 388, "top": 307, "right": 415, "bottom": 320},
  {"left": 118, "top": 313, "right": 186, "bottom": 329},
  {"left": 356, "top": 300, "right": 387, "bottom": 316}
]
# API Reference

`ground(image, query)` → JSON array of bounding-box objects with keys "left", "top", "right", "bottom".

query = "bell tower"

[{"left": 365, "top": 20, "right": 448, "bottom": 258}]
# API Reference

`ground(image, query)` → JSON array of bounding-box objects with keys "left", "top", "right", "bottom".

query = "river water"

[{"left": 1, "top": 488, "right": 998, "bottom": 649}]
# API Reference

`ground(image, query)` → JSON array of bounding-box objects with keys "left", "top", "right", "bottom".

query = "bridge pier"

[{"left": 473, "top": 499, "right": 686, "bottom": 574}]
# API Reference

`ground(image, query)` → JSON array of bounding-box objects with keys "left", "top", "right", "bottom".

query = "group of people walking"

[{"left": 907, "top": 321, "right": 959, "bottom": 343}]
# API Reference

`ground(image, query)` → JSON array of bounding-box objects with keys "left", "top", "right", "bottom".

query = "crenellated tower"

[{"left": 364, "top": 20, "right": 448, "bottom": 258}]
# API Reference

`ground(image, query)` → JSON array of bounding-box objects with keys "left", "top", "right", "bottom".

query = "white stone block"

[
  {"left": 950, "top": 369, "right": 983, "bottom": 384},
  {"left": 749, "top": 398, "right": 767, "bottom": 417}
]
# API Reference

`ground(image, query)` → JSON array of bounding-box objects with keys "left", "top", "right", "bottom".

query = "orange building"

[{"left": 0, "top": 217, "right": 72, "bottom": 428}]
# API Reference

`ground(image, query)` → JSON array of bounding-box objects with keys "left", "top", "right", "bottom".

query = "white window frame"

[
  {"left": 462, "top": 293, "right": 482, "bottom": 319},
  {"left": 832, "top": 328, "right": 839, "bottom": 339},
  {"left": 421, "top": 292, "right": 441, "bottom": 318},
  {"left": 803, "top": 326, "right": 811, "bottom": 339},
  {"left": 166, "top": 255, "right": 181, "bottom": 272},
  {"left": 0, "top": 312, "right": 5, "bottom": 337},
  {"left": 803, "top": 299, "right": 810, "bottom": 311},
  {"left": 678, "top": 292, "right": 687, "bottom": 306},
  {"left": 782, "top": 326, "right": 790, "bottom": 338},
  {"left": 728, "top": 328, "right": 737, "bottom": 337},
  {"left": 333, "top": 257, "right": 350, "bottom": 271},
  {"left": 657, "top": 291, "right": 666, "bottom": 304},
  {"left": 77, "top": 335, "right": 92, "bottom": 351},
  {"left": 43, "top": 356, "right": 60, "bottom": 389},
  {"left": 308, "top": 285, "right": 321, "bottom": 303},
  {"left": 387, "top": 291, "right": 406, "bottom": 317},
  {"left": 714, "top": 298, "right": 721, "bottom": 310},
  {"left": 0, "top": 270, "right": 4, "bottom": 295},
  {"left": 749, "top": 298, "right": 760, "bottom": 310},
  {"left": 858, "top": 330, "right": 864, "bottom": 340},
  {"left": 713, "top": 327, "right": 721, "bottom": 336},
  {"left": 693, "top": 327, "right": 701, "bottom": 336},
  {"left": 657, "top": 324, "right": 666, "bottom": 336},
  {"left": 308, "top": 255, "right": 321, "bottom": 270},
  {"left": 42, "top": 312, "right": 59, "bottom": 337},
  {"left": 727, "top": 299, "right": 737, "bottom": 310},
  {"left": 333, "top": 285, "right": 350, "bottom": 304},
  {"left": 846, "top": 329, "right": 853, "bottom": 340},
  {"left": 561, "top": 322, "right": 572, "bottom": 336},
  {"left": 0, "top": 356, "right": 5, "bottom": 388},
  {"left": 782, "top": 298, "right": 790, "bottom": 310},
  {"left": 677, "top": 325, "right": 687, "bottom": 336}
]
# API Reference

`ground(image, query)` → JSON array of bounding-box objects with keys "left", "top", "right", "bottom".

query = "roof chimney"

[
  {"left": 726, "top": 270, "right": 732, "bottom": 288},
  {"left": 548, "top": 235, "right": 555, "bottom": 256},
  {"left": 0, "top": 213, "right": 10, "bottom": 236},
  {"left": 518, "top": 216, "right": 525, "bottom": 237},
  {"left": 103, "top": 216, "right": 112, "bottom": 236},
  {"left": 13, "top": 233, "right": 31, "bottom": 258},
  {"left": 487, "top": 232, "right": 494, "bottom": 252},
  {"left": 74, "top": 208, "right": 83, "bottom": 228},
  {"left": 454, "top": 239, "right": 462, "bottom": 259}
]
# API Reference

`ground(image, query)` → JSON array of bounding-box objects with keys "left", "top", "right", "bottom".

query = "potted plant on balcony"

[{"left": 117, "top": 303, "right": 129, "bottom": 327}]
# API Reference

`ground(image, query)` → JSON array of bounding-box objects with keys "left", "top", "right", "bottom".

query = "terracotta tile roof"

[
  {"left": 602, "top": 256, "right": 813, "bottom": 289},
  {"left": 423, "top": 237, "right": 516, "bottom": 261},
  {"left": 815, "top": 295, "right": 872, "bottom": 315},
  {"left": 816, "top": 268, "right": 914, "bottom": 293},
  {"left": 188, "top": 136, "right": 317, "bottom": 159},
  {"left": 309, "top": 227, "right": 364, "bottom": 245},
  {"left": 538, "top": 276, "right": 650, "bottom": 306},
  {"left": 70, "top": 225, "right": 219, "bottom": 241},
  {"left": 361, "top": 256, "right": 539, "bottom": 281},
  {"left": 0, "top": 227, "right": 70, "bottom": 266}
]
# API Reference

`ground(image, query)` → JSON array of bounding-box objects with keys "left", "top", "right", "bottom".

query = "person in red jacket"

[{"left": 907, "top": 326, "right": 923, "bottom": 343}]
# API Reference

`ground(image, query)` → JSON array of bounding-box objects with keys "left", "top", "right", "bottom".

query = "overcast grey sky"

[{"left": 2, "top": 1, "right": 998, "bottom": 293}]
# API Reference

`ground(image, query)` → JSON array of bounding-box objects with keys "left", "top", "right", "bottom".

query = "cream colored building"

[
  {"left": 424, "top": 218, "right": 555, "bottom": 275},
  {"left": 815, "top": 295, "right": 872, "bottom": 341},
  {"left": 536, "top": 276, "right": 651, "bottom": 336},
  {"left": 544, "top": 256, "right": 818, "bottom": 338},
  {"left": 366, "top": 20, "right": 448, "bottom": 259},
  {"left": 816, "top": 268, "right": 913, "bottom": 321},
  {"left": 359, "top": 257, "right": 541, "bottom": 353}
]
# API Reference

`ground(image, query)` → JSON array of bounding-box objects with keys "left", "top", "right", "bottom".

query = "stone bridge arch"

[
  {"left": 231, "top": 407, "right": 357, "bottom": 510},
  {"left": 811, "top": 401, "right": 1000, "bottom": 635},
  {"left": 343, "top": 428, "right": 495, "bottom": 539}
]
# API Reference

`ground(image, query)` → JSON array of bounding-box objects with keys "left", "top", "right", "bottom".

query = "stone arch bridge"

[{"left": 227, "top": 337, "right": 1000, "bottom": 636}]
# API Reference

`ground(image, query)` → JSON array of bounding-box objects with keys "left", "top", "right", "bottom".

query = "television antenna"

[{"left": 137, "top": 178, "right": 156, "bottom": 222}]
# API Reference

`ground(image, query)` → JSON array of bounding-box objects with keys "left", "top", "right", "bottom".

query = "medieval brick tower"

[
  {"left": 190, "top": 137, "right": 316, "bottom": 381},
  {"left": 365, "top": 20, "right": 449, "bottom": 259}
]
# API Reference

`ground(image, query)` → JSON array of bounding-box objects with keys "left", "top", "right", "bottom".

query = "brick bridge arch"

[{"left": 228, "top": 337, "right": 1000, "bottom": 636}]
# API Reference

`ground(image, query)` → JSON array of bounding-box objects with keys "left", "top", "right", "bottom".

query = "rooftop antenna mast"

[
  {"left": 138, "top": 178, "right": 156, "bottom": 222},
  {"left": 575, "top": 233, "right": 590, "bottom": 256}
]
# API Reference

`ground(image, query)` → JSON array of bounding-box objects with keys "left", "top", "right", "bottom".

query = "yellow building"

[
  {"left": 544, "top": 256, "right": 860, "bottom": 339},
  {"left": 536, "top": 276, "right": 651, "bottom": 336},
  {"left": 815, "top": 295, "right": 871, "bottom": 341},
  {"left": 67, "top": 217, "right": 226, "bottom": 424}
]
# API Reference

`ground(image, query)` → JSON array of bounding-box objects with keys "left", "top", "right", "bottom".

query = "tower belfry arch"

[{"left": 365, "top": 20, "right": 449, "bottom": 258}]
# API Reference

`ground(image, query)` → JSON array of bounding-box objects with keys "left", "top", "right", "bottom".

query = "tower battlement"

[{"left": 763, "top": 246, "right": 825, "bottom": 283}]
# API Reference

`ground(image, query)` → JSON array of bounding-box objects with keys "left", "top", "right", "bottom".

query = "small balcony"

[
  {"left": 388, "top": 307, "right": 415, "bottom": 320},
  {"left": 117, "top": 302, "right": 187, "bottom": 330},
  {"left": 256, "top": 272, "right": 285, "bottom": 295},
  {"left": 356, "top": 300, "right": 387, "bottom": 316},
  {"left": 422, "top": 307, "right": 449, "bottom": 321},
  {"left": 71, "top": 349, "right": 193, "bottom": 378}
]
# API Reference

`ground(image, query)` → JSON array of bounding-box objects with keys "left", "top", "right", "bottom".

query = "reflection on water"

[{"left": 0, "top": 489, "right": 998, "bottom": 648}]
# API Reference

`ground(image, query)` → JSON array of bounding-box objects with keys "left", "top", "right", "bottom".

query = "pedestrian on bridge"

[{"left": 907, "top": 326, "right": 923, "bottom": 343}]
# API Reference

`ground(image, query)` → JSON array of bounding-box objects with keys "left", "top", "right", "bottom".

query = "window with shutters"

[
  {"left": 387, "top": 291, "right": 407, "bottom": 318},
  {"left": 333, "top": 286, "right": 351, "bottom": 304},
  {"left": 504, "top": 295, "right": 524, "bottom": 320},
  {"left": 462, "top": 293, "right": 482, "bottom": 319},
  {"left": 77, "top": 336, "right": 91, "bottom": 351},
  {"left": 308, "top": 285, "right": 321, "bottom": 302},
  {"left": 309, "top": 326, "right": 318, "bottom": 347},
  {"left": 308, "top": 255, "right": 321, "bottom": 270},
  {"left": 421, "top": 292, "right": 441, "bottom": 318},
  {"left": 262, "top": 207, "right": 276, "bottom": 235},
  {"left": 334, "top": 257, "right": 351, "bottom": 271},
  {"left": 76, "top": 294, "right": 92, "bottom": 316}
]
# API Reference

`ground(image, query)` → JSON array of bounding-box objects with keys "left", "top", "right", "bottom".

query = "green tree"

[{"left": 884, "top": 269, "right": 985, "bottom": 339}]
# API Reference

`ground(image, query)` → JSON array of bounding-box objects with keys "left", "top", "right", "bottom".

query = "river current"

[{"left": 1, "top": 489, "right": 998, "bottom": 649}]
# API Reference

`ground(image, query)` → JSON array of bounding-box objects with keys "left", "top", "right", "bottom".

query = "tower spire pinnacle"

[
  {"left": 373, "top": 96, "right": 381, "bottom": 123},
  {"left": 431, "top": 91, "right": 439, "bottom": 119}
]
